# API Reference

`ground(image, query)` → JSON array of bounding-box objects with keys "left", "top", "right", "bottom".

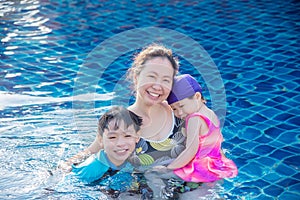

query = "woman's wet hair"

[
  {"left": 127, "top": 43, "right": 179, "bottom": 83},
  {"left": 98, "top": 106, "right": 142, "bottom": 135}
]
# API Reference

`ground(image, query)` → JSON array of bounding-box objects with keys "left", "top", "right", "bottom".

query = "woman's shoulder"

[{"left": 161, "top": 100, "right": 171, "bottom": 108}]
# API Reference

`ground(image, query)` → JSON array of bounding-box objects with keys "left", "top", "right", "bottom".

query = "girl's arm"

[
  {"left": 59, "top": 134, "right": 103, "bottom": 172},
  {"left": 167, "top": 116, "right": 207, "bottom": 169}
]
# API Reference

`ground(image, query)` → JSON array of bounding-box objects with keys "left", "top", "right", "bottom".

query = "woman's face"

[{"left": 135, "top": 57, "right": 174, "bottom": 105}]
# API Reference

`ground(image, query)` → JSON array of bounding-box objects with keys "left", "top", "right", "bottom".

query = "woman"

[{"left": 61, "top": 44, "right": 186, "bottom": 198}]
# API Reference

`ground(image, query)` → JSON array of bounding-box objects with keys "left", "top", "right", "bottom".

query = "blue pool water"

[{"left": 0, "top": 0, "right": 299, "bottom": 199}]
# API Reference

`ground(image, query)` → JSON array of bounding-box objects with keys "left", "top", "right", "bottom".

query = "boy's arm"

[
  {"left": 167, "top": 116, "right": 206, "bottom": 169},
  {"left": 59, "top": 134, "right": 103, "bottom": 172},
  {"left": 72, "top": 151, "right": 109, "bottom": 183},
  {"left": 87, "top": 134, "right": 104, "bottom": 153}
]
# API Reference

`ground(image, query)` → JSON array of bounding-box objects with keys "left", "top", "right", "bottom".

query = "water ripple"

[{"left": 0, "top": 91, "right": 115, "bottom": 109}]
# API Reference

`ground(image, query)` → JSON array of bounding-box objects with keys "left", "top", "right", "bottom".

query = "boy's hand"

[
  {"left": 58, "top": 161, "right": 73, "bottom": 173},
  {"left": 58, "top": 149, "right": 92, "bottom": 172}
]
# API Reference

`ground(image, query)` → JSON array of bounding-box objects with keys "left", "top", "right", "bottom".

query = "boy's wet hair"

[{"left": 98, "top": 106, "right": 142, "bottom": 135}]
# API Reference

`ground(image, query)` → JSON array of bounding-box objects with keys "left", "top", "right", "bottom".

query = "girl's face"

[
  {"left": 135, "top": 57, "right": 174, "bottom": 105},
  {"left": 102, "top": 120, "right": 139, "bottom": 166},
  {"left": 170, "top": 93, "right": 201, "bottom": 120}
]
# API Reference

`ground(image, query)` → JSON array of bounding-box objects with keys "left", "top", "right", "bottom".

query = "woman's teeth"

[{"left": 149, "top": 92, "right": 159, "bottom": 97}]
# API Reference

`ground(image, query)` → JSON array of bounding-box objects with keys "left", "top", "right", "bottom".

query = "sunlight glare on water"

[{"left": 0, "top": 90, "right": 115, "bottom": 199}]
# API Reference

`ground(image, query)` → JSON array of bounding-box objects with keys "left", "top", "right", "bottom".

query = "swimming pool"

[{"left": 0, "top": 0, "right": 299, "bottom": 199}]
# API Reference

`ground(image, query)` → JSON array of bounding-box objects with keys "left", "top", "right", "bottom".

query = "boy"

[{"left": 71, "top": 106, "right": 144, "bottom": 195}]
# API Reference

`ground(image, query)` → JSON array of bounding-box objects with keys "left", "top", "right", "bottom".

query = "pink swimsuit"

[{"left": 173, "top": 113, "right": 238, "bottom": 182}]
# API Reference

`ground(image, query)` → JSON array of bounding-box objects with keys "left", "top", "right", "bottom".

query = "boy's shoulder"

[
  {"left": 95, "top": 149, "right": 109, "bottom": 164},
  {"left": 97, "top": 150, "right": 134, "bottom": 172},
  {"left": 72, "top": 150, "right": 110, "bottom": 182}
]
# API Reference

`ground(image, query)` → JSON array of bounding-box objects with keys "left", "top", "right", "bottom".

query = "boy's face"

[{"left": 102, "top": 119, "right": 139, "bottom": 167}]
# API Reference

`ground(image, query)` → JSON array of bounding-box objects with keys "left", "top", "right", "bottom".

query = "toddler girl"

[{"left": 166, "top": 74, "right": 238, "bottom": 182}]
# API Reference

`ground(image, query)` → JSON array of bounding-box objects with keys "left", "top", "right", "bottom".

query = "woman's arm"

[
  {"left": 59, "top": 134, "right": 103, "bottom": 172},
  {"left": 167, "top": 116, "right": 207, "bottom": 169}
]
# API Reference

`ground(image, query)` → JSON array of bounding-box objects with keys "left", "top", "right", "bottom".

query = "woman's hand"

[{"left": 148, "top": 165, "right": 170, "bottom": 174}]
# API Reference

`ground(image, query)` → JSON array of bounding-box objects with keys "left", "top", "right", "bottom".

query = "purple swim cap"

[{"left": 167, "top": 74, "right": 202, "bottom": 104}]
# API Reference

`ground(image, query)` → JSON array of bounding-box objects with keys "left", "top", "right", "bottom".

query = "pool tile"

[
  {"left": 270, "top": 149, "right": 293, "bottom": 160},
  {"left": 277, "top": 132, "right": 298, "bottom": 144},
  {"left": 259, "top": 107, "right": 281, "bottom": 118},
  {"left": 264, "top": 184, "right": 284, "bottom": 197},
  {"left": 287, "top": 116, "right": 300, "bottom": 127},
  {"left": 255, "top": 194, "right": 275, "bottom": 200},
  {"left": 275, "top": 163, "right": 298, "bottom": 177},
  {"left": 283, "top": 155, "right": 300, "bottom": 169},
  {"left": 289, "top": 183, "right": 300, "bottom": 193},
  {"left": 274, "top": 113, "right": 296, "bottom": 121},
  {"left": 274, "top": 104, "right": 292, "bottom": 111},
  {"left": 256, "top": 135, "right": 274, "bottom": 144},
  {"left": 232, "top": 185, "right": 261, "bottom": 198},
  {"left": 276, "top": 178, "right": 299, "bottom": 188},
  {"left": 241, "top": 161, "right": 264, "bottom": 177},
  {"left": 239, "top": 127, "right": 261, "bottom": 140},
  {"left": 268, "top": 140, "right": 287, "bottom": 149},
  {"left": 263, "top": 172, "right": 283, "bottom": 182},
  {"left": 253, "top": 144, "right": 276, "bottom": 155},
  {"left": 264, "top": 127, "right": 283, "bottom": 138},
  {"left": 279, "top": 192, "right": 300, "bottom": 200},
  {"left": 239, "top": 140, "right": 261, "bottom": 151},
  {"left": 1, "top": 0, "right": 299, "bottom": 198}
]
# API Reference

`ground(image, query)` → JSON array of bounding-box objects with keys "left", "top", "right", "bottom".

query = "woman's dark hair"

[{"left": 127, "top": 43, "right": 179, "bottom": 82}]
